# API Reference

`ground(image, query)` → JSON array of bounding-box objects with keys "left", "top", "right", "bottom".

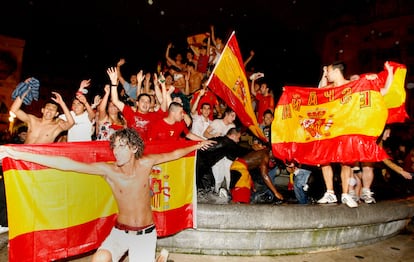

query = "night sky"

[{"left": 1, "top": 0, "right": 373, "bottom": 96}]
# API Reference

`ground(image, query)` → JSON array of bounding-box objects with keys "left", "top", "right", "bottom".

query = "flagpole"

[{"left": 205, "top": 31, "right": 236, "bottom": 87}]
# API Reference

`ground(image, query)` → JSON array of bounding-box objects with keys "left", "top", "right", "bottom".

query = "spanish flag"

[
  {"left": 271, "top": 71, "right": 399, "bottom": 165},
  {"left": 2, "top": 141, "right": 196, "bottom": 261},
  {"left": 206, "top": 31, "right": 266, "bottom": 142},
  {"left": 187, "top": 33, "right": 209, "bottom": 49}
]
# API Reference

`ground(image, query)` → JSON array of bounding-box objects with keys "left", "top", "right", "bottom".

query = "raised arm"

[
  {"left": 250, "top": 73, "right": 264, "bottom": 97},
  {"left": 136, "top": 70, "right": 144, "bottom": 98},
  {"left": 10, "top": 86, "right": 31, "bottom": 123},
  {"left": 153, "top": 73, "right": 163, "bottom": 106},
  {"left": 116, "top": 58, "right": 127, "bottom": 86},
  {"left": 98, "top": 85, "right": 110, "bottom": 121},
  {"left": 165, "top": 43, "right": 180, "bottom": 69},
  {"left": 159, "top": 73, "right": 170, "bottom": 112},
  {"left": 380, "top": 61, "right": 394, "bottom": 96},
  {"left": 191, "top": 88, "right": 205, "bottom": 115},
  {"left": 210, "top": 25, "right": 218, "bottom": 48},
  {"left": 189, "top": 44, "right": 200, "bottom": 57},
  {"left": 52, "top": 92, "right": 75, "bottom": 131},
  {"left": 318, "top": 66, "right": 328, "bottom": 88},
  {"left": 76, "top": 93, "right": 95, "bottom": 121},
  {"left": 183, "top": 71, "right": 190, "bottom": 96},
  {"left": 143, "top": 72, "right": 152, "bottom": 94},
  {"left": 244, "top": 50, "right": 255, "bottom": 67},
  {"left": 77, "top": 79, "right": 91, "bottom": 96},
  {"left": 107, "top": 67, "right": 125, "bottom": 111}
]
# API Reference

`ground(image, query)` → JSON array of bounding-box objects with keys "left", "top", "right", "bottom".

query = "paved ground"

[{"left": 1, "top": 228, "right": 413, "bottom": 262}]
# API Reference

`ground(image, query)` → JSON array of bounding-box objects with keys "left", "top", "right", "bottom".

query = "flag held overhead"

[{"left": 206, "top": 31, "right": 267, "bottom": 142}]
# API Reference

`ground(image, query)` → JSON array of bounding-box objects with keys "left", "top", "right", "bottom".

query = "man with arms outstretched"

[{"left": 1, "top": 128, "right": 213, "bottom": 261}]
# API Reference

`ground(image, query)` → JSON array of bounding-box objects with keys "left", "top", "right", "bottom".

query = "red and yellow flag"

[
  {"left": 2, "top": 141, "right": 196, "bottom": 261},
  {"left": 271, "top": 74, "right": 396, "bottom": 165},
  {"left": 206, "top": 31, "right": 266, "bottom": 142}
]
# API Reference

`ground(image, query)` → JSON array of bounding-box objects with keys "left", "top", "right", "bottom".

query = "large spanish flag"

[
  {"left": 271, "top": 74, "right": 395, "bottom": 165},
  {"left": 2, "top": 140, "right": 197, "bottom": 261},
  {"left": 206, "top": 31, "right": 266, "bottom": 142}
]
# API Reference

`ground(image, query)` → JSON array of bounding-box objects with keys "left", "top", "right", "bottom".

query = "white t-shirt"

[
  {"left": 190, "top": 114, "right": 211, "bottom": 139},
  {"left": 208, "top": 119, "right": 235, "bottom": 137},
  {"left": 59, "top": 111, "right": 93, "bottom": 142}
]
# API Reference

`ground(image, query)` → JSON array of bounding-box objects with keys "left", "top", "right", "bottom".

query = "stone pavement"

[{"left": 1, "top": 228, "right": 413, "bottom": 261}]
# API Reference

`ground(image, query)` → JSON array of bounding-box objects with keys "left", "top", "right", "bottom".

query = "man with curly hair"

[{"left": 0, "top": 128, "right": 214, "bottom": 262}]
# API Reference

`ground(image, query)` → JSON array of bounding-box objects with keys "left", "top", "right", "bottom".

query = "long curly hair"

[{"left": 110, "top": 128, "right": 145, "bottom": 159}]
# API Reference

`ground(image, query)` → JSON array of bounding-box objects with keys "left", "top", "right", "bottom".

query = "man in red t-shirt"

[
  {"left": 108, "top": 67, "right": 167, "bottom": 141},
  {"left": 148, "top": 102, "right": 206, "bottom": 142},
  {"left": 190, "top": 87, "right": 220, "bottom": 120},
  {"left": 250, "top": 74, "right": 274, "bottom": 123}
]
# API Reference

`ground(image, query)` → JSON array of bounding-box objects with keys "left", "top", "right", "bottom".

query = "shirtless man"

[
  {"left": 185, "top": 62, "right": 204, "bottom": 94},
  {"left": 0, "top": 128, "right": 214, "bottom": 261},
  {"left": 230, "top": 148, "right": 284, "bottom": 203},
  {"left": 9, "top": 84, "right": 74, "bottom": 144},
  {"left": 316, "top": 61, "right": 357, "bottom": 208}
]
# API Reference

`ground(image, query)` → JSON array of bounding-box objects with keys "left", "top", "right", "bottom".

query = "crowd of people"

[
  {"left": 1, "top": 25, "right": 414, "bottom": 262},
  {"left": 1, "top": 26, "right": 413, "bottom": 206}
]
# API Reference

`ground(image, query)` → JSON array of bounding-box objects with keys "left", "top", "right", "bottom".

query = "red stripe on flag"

[
  {"left": 272, "top": 135, "right": 389, "bottom": 165},
  {"left": 387, "top": 103, "right": 409, "bottom": 124},
  {"left": 153, "top": 203, "right": 194, "bottom": 237},
  {"left": 9, "top": 215, "right": 116, "bottom": 262}
]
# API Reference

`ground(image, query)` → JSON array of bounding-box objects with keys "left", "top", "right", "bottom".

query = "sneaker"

[
  {"left": 360, "top": 189, "right": 376, "bottom": 204},
  {"left": 253, "top": 191, "right": 275, "bottom": 204},
  {"left": 157, "top": 248, "right": 169, "bottom": 262},
  {"left": 208, "top": 191, "right": 229, "bottom": 204},
  {"left": 317, "top": 192, "right": 337, "bottom": 204},
  {"left": 0, "top": 226, "right": 8, "bottom": 234},
  {"left": 341, "top": 193, "right": 358, "bottom": 208},
  {"left": 349, "top": 190, "right": 359, "bottom": 202},
  {"left": 219, "top": 187, "right": 229, "bottom": 199},
  {"left": 197, "top": 189, "right": 209, "bottom": 203}
]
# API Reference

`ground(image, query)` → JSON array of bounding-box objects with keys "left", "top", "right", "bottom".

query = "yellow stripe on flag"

[
  {"left": 272, "top": 88, "right": 387, "bottom": 144},
  {"left": 4, "top": 169, "right": 117, "bottom": 239},
  {"left": 383, "top": 66, "right": 406, "bottom": 108}
]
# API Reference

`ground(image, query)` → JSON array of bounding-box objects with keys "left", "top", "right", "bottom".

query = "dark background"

[{"left": 0, "top": 0, "right": 403, "bottom": 97}]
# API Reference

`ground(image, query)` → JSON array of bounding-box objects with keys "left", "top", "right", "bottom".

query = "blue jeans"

[{"left": 294, "top": 169, "right": 311, "bottom": 204}]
